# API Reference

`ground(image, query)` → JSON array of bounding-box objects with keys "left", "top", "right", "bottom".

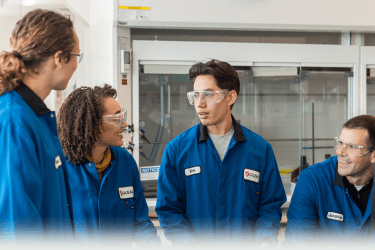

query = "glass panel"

[
  {"left": 301, "top": 72, "right": 348, "bottom": 167},
  {"left": 138, "top": 65, "right": 349, "bottom": 197},
  {"left": 139, "top": 71, "right": 197, "bottom": 197},
  {"left": 367, "top": 69, "right": 375, "bottom": 115},
  {"left": 232, "top": 74, "right": 302, "bottom": 195},
  {"left": 139, "top": 73, "right": 197, "bottom": 169}
]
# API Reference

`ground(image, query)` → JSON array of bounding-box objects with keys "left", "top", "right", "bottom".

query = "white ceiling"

[{"left": 0, "top": 0, "right": 66, "bottom": 17}]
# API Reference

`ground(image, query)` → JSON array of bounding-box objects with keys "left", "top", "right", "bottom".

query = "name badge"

[
  {"left": 55, "top": 155, "right": 62, "bottom": 170},
  {"left": 185, "top": 166, "right": 201, "bottom": 176},
  {"left": 118, "top": 186, "right": 134, "bottom": 199},
  {"left": 244, "top": 168, "right": 260, "bottom": 183},
  {"left": 327, "top": 212, "right": 344, "bottom": 222}
]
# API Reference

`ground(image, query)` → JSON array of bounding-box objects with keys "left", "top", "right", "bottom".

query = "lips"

[
  {"left": 198, "top": 112, "right": 209, "bottom": 118},
  {"left": 339, "top": 159, "right": 351, "bottom": 165}
]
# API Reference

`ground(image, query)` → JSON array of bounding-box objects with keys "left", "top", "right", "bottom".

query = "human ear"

[
  {"left": 54, "top": 50, "right": 64, "bottom": 68},
  {"left": 370, "top": 151, "right": 375, "bottom": 164},
  {"left": 227, "top": 90, "right": 237, "bottom": 106}
]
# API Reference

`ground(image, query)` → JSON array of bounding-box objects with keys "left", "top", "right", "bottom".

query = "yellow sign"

[{"left": 119, "top": 6, "right": 151, "bottom": 10}]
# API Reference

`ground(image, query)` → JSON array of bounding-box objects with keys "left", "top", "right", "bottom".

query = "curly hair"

[
  {"left": 57, "top": 84, "right": 117, "bottom": 164},
  {"left": 0, "top": 9, "right": 75, "bottom": 96}
]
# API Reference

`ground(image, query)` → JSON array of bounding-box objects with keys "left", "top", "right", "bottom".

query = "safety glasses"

[
  {"left": 187, "top": 89, "right": 229, "bottom": 106},
  {"left": 334, "top": 137, "right": 373, "bottom": 157},
  {"left": 103, "top": 108, "right": 127, "bottom": 127}
]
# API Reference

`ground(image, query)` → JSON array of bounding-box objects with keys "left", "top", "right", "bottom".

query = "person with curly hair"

[
  {"left": 57, "top": 84, "right": 160, "bottom": 247},
  {"left": 0, "top": 9, "right": 81, "bottom": 244}
]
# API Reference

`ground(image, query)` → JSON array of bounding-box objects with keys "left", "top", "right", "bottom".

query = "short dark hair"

[
  {"left": 188, "top": 59, "right": 240, "bottom": 109},
  {"left": 343, "top": 115, "right": 375, "bottom": 151},
  {"left": 57, "top": 84, "right": 117, "bottom": 164}
]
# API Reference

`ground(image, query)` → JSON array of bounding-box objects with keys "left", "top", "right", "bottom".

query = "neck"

[
  {"left": 206, "top": 113, "right": 233, "bottom": 136},
  {"left": 23, "top": 74, "right": 53, "bottom": 101},
  {"left": 346, "top": 173, "right": 373, "bottom": 186},
  {"left": 91, "top": 145, "right": 107, "bottom": 164}
]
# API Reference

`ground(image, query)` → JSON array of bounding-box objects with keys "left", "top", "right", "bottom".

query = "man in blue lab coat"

[
  {"left": 156, "top": 59, "right": 286, "bottom": 247},
  {"left": 286, "top": 115, "right": 375, "bottom": 247}
]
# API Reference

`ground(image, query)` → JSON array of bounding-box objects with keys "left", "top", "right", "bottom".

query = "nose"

[
  {"left": 336, "top": 143, "right": 347, "bottom": 156},
  {"left": 121, "top": 122, "right": 128, "bottom": 131},
  {"left": 196, "top": 95, "right": 206, "bottom": 108}
]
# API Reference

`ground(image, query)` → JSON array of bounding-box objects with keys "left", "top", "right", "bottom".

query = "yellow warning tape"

[
  {"left": 118, "top": 6, "right": 151, "bottom": 10},
  {"left": 279, "top": 169, "right": 294, "bottom": 175}
]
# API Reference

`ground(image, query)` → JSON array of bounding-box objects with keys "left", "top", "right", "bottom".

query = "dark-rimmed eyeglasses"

[{"left": 70, "top": 51, "right": 84, "bottom": 64}]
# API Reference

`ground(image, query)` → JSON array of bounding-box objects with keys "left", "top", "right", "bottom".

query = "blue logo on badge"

[{"left": 141, "top": 167, "right": 160, "bottom": 173}]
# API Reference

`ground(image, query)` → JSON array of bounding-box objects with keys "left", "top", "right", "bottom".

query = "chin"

[{"left": 199, "top": 119, "right": 211, "bottom": 126}]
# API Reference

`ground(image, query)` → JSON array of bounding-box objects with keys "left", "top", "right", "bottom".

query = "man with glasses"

[
  {"left": 156, "top": 59, "right": 286, "bottom": 247},
  {"left": 286, "top": 115, "right": 375, "bottom": 247}
]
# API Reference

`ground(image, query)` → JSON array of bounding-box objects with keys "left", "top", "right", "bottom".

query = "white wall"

[
  {"left": 118, "top": 0, "right": 375, "bottom": 31},
  {"left": 0, "top": 15, "right": 22, "bottom": 52},
  {"left": 63, "top": 0, "right": 90, "bottom": 26},
  {"left": 88, "top": 0, "right": 115, "bottom": 87}
]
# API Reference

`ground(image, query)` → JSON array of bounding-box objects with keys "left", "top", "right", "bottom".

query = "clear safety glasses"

[
  {"left": 103, "top": 108, "right": 127, "bottom": 127},
  {"left": 333, "top": 137, "right": 373, "bottom": 157},
  {"left": 70, "top": 51, "right": 84, "bottom": 64},
  {"left": 187, "top": 89, "right": 229, "bottom": 106}
]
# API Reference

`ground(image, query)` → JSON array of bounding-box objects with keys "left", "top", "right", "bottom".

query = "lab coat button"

[
  {"left": 89, "top": 163, "right": 92, "bottom": 166},
  {"left": 51, "top": 114, "right": 54, "bottom": 118}
]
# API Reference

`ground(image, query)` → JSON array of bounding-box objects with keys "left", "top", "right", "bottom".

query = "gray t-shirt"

[{"left": 208, "top": 127, "right": 234, "bottom": 161}]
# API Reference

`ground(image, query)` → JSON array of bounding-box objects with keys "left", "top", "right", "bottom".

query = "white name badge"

[
  {"left": 118, "top": 186, "right": 134, "bottom": 199},
  {"left": 244, "top": 168, "right": 260, "bottom": 183},
  {"left": 327, "top": 212, "right": 344, "bottom": 222},
  {"left": 185, "top": 166, "right": 201, "bottom": 177},
  {"left": 55, "top": 155, "right": 62, "bottom": 170}
]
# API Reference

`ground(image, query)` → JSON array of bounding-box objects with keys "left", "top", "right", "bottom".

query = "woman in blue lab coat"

[
  {"left": 57, "top": 85, "right": 160, "bottom": 247},
  {"left": 0, "top": 9, "right": 81, "bottom": 245}
]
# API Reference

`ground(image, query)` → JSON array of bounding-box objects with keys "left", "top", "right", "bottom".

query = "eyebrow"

[
  {"left": 194, "top": 88, "right": 215, "bottom": 92},
  {"left": 114, "top": 109, "right": 121, "bottom": 114}
]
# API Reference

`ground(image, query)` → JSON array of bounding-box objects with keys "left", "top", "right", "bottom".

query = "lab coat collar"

[
  {"left": 15, "top": 81, "right": 50, "bottom": 116},
  {"left": 334, "top": 161, "right": 345, "bottom": 187},
  {"left": 198, "top": 115, "right": 246, "bottom": 143}
]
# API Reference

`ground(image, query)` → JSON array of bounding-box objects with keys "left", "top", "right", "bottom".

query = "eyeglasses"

[
  {"left": 333, "top": 137, "right": 374, "bottom": 157},
  {"left": 70, "top": 51, "right": 84, "bottom": 64},
  {"left": 187, "top": 89, "right": 229, "bottom": 106},
  {"left": 103, "top": 108, "right": 127, "bottom": 127}
]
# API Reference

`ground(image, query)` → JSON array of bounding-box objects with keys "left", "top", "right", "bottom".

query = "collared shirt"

[
  {"left": 344, "top": 176, "right": 373, "bottom": 216},
  {"left": 15, "top": 81, "right": 50, "bottom": 115},
  {"left": 0, "top": 81, "right": 72, "bottom": 243},
  {"left": 156, "top": 115, "right": 286, "bottom": 246},
  {"left": 286, "top": 156, "right": 373, "bottom": 247},
  {"left": 63, "top": 146, "right": 160, "bottom": 246}
]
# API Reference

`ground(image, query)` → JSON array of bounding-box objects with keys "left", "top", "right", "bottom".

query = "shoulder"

[
  {"left": 0, "top": 91, "right": 37, "bottom": 128},
  {"left": 168, "top": 124, "right": 199, "bottom": 147},
  {"left": 299, "top": 156, "right": 337, "bottom": 184},
  {"left": 240, "top": 125, "right": 271, "bottom": 149}
]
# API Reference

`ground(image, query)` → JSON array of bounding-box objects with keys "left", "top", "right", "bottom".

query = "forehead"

[
  {"left": 102, "top": 97, "right": 121, "bottom": 115},
  {"left": 193, "top": 75, "right": 221, "bottom": 91},
  {"left": 339, "top": 128, "right": 369, "bottom": 145}
]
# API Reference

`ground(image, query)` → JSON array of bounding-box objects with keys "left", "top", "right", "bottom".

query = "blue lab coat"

[
  {"left": 0, "top": 82, "right": 73, "bottom": 244},
  {"left": 155, "top": 117, "right": 286, "bottom": 245},
  {"left": 286, "top": 156, "right": 373, "bottom": 246},
  {"left": 63, "top": 146, "right": 160, "bottom": 246}
]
